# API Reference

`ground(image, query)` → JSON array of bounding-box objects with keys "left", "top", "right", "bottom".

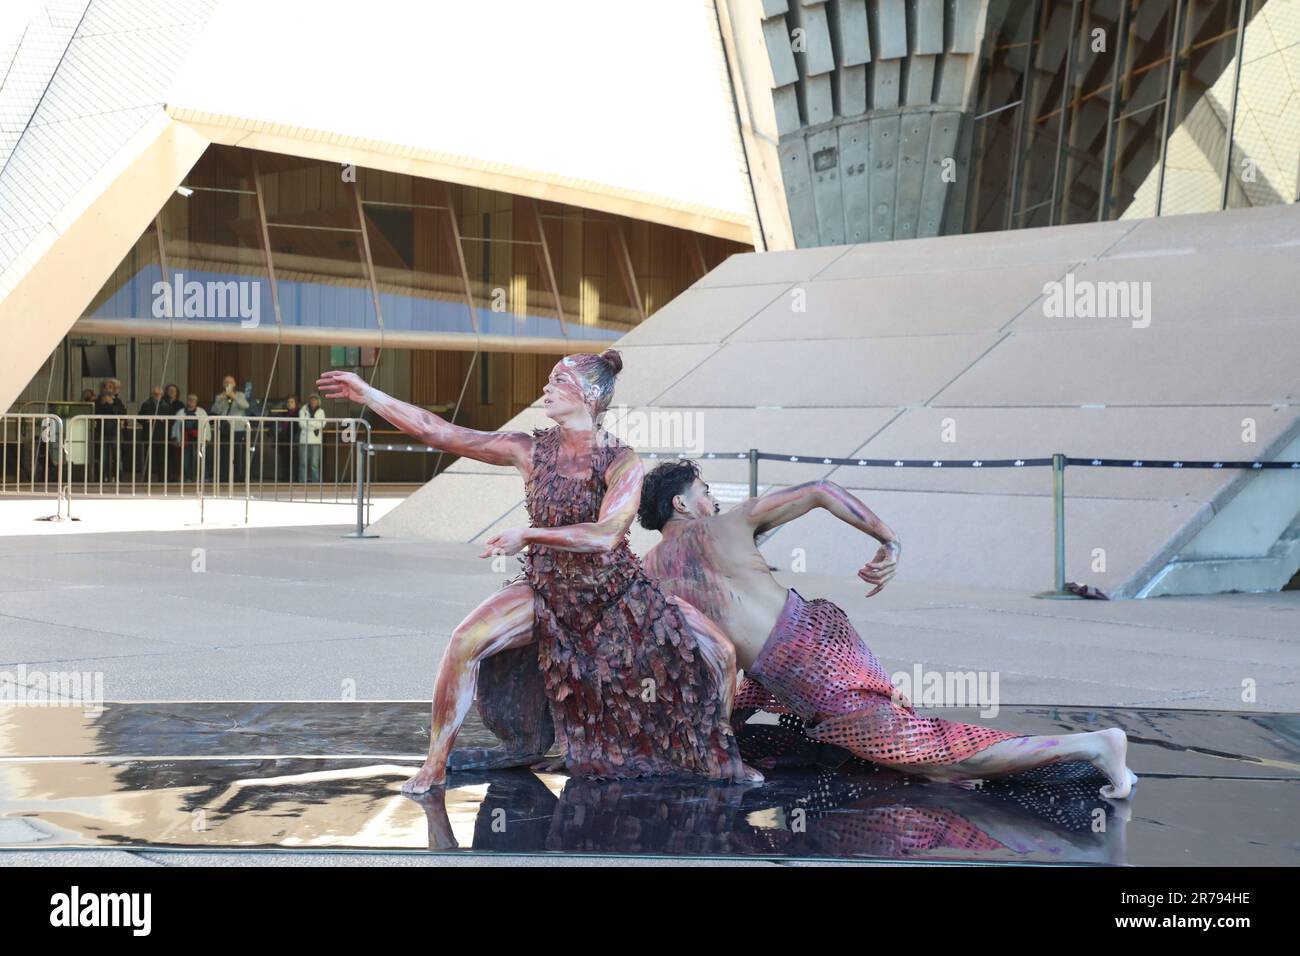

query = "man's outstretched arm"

[{"left": 731, "top": 480, "right": 901, "bottom": 595}]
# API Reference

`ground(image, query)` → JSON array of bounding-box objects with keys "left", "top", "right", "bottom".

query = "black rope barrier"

[
  {"left": 364, "top": 443, "right": 1300, "bottom": 469},
  {"left": 1065, "top": 457, "right": 1300, "bottom": 470},
  {"left": 357, "top": 442, "right": 1298, "bottom": 596}
]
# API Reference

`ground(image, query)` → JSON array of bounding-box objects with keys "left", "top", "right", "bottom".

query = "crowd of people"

[{"left": 82, "top": 375, "right": 329, "bottom": 483}]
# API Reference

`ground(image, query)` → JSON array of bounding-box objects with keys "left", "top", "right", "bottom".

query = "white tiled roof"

[{"left": 0, "top": 0, "right": 217, "bottom": 296}]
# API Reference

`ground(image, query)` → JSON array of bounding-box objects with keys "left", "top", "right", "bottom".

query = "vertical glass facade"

[
  {"left": 85, "top": 146, "right": 748, "bottom": 343},
  {"left": 964, "top": 0, "right": 1296, "bottom": 233}
]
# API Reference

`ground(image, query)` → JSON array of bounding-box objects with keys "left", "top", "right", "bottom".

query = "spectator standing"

[
  {"left": 171, "top": 394, "right": 210, "bottom": 481},
  {"left": 160, "top": 384, "right": 182, "bottom": 479},
  {"left": 298, "top": 394, "right": 326, "bottom": 482},
  {"left": 137, "top": 386, "right": 169, "bottom": 479},
  {"left": 272, "top": 395, "right": 300, "bottom": 483},
  {"left": 92, "top": 379, "right": 127, "bottom": 480},
  {"left": 210, "top": 375, "right": 249, "bottom": 483}
]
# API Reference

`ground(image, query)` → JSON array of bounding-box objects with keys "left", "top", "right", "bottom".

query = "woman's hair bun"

[{"left": 599, "top": 349, "right": 623, "bottom": 375}]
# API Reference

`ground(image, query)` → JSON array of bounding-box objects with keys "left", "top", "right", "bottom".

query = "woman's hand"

[
  {"left": 316, "top": 370, "right": 370, "bottom": 404},
  {"left": 859, "top": 538, "right": 900, "bottom": 597},
  {"left": 480, "top": 527, "right": 529, "bottom": 558}
]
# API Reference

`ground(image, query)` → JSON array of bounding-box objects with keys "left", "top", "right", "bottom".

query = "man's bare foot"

[
  {"left": 401, "top": 761, "right": 445, "bottom": 794},
  {"left": 1093, "top": 728, "right": 1136, "bottom": 799},
  {"left": 738, "top": 761, "right": 765, "bottom": 784},
  {"left": 531, "top": 755, "right": 567, "bottom": 773}
]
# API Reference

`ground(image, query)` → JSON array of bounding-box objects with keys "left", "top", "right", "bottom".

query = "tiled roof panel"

[{"left": 0, "top": 0, "right": 217, "bottom": 277}]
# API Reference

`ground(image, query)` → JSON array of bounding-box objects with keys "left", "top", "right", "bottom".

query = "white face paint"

[
  {"left": 543, "top": 357, "right": 606, "bottom": 421},
  {"left": 542, "top": 362, "right": 586, "bottom": 418}
]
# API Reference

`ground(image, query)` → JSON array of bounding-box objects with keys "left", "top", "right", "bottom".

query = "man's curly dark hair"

[{"left": 637, "top": 458, "right": 701, "bottom": 532}]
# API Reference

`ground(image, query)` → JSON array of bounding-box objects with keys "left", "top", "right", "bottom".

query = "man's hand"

[
  {"left": 859, "top": 539, "right": 900, "bottom": 597},
  {"left": 316, "top": 370, "right": 371, "bottom": 404},
  {"left": 481, "top": 527, "right": 529, "bottom": 558}
]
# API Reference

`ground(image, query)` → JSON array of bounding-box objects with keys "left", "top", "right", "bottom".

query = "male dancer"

[{"left": 637, "top": 460, "right": 1136, "bottom": 799}]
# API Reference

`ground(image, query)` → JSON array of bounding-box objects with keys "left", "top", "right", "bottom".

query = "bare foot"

[
  {"left": 530, "top": 755, "right": 567, "bottom": 773},
  {"left": 401, "top": 761, "right": 445, "bottom": 794},
  {"left": 738, "top": 761, "right": 765, "bottom": 784},
  {"left": 1093, "top": 728, "right": 1136, "bottom": 799}
]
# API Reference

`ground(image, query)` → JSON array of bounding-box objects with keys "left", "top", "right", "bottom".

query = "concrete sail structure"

[
  {"left": 715, "top": 0, "right": 988, "bottom": 248},
  {"left": 0, "top": 0, "right": 216, "bottom": 413},
  {"left": 375, "top": 202, "right": 1300, "bottom": 598}
]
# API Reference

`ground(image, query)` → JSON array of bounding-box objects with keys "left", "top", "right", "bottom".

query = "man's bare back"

[
  {"left": 638, "top": 467, "right": 900, "bottom": 670},
  {"left": 643, "top": 511, "right": 789, "bottom": 670}
]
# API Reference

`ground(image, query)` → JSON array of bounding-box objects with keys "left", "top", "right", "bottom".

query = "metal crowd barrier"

[
  {"left": 361, "top": 441, "right": 1300, "bottom": 597},
  {"left": 0, "top": 413, "right": 65, "bottom": 517},
  {"left": 60, "top": 414, "right": 371, "bottom": 523},
  {"left": 9, "top": 418, "right": 1294, "bottom": 588}
]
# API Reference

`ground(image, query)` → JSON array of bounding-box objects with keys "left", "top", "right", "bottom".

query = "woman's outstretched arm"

[
  {"left": 481, "top": 447, "right": 642, "bottom": 556},
  {"left": 316, "top": 370, "right": 532, "bottom": 470}
]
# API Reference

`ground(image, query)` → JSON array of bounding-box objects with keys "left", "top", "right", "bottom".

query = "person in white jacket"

[
  {"left": 171, "top": 394, "right": 210, "bottom": 481},
  {"left": 298, "top": 394, "right": 327, "bottom": 482}
]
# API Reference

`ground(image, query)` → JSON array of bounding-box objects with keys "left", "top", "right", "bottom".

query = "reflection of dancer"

[
  {"left": 408, "top": 760, "right": 1124, "bottom": 863},
  {"left": 638, "top": 460, "right": 1137, "bottom": 799},
  {"left": 318, "top": 353, "right": 756, "bottom": 793}
]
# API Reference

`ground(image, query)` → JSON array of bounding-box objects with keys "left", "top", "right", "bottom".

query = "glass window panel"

[
  {"left": 1016, "top": 0, "right": 1079, "bottom": 228},
  {"left": 267, "top": 223, "right": 377, "bottom": 332},
  {"left": 1157, "top": 0, "right": 1249, "bottom": 215},
  {"left": 362, "top": 203, "right": 477, "bottom": 337},
  {"left": 1111, "top": 1, "right": 1179, "bottom": 218},
  {"left": 1225, "top": 0, "right": 1300, "bottom": 208},
  {"left": 156, "top": 186, "right": 271, "bottom": 329},
  {"left": 85, "top": 221, "right": 162, "bottom": 320},
  {"left": 1058, "top": 0, "right": 1122, "bottom": 224},
  {"left": 966, "top": 0, "right": 1040, "bottom": 233}
]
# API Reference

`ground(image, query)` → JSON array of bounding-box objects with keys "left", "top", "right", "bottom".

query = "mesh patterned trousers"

[{"left": 734, "top": 589, "right": 1021, "bottom": 767}]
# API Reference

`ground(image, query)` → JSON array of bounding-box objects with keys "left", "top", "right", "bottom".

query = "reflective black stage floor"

[{"left": 1, "top": 703, "right": 1295, "bottom": 864}]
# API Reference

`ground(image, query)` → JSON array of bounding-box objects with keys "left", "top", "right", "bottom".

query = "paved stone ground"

[
  {"left": 1, "top": 524, "right": 1296, "bottom": 867},
  {"left": 0, "top": 524, "right": 1295, "bottom": 710}
]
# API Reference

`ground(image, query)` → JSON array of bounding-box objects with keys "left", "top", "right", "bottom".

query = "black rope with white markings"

[{"left": 367, "top": 444, "right": 1299, "bottom": 469}]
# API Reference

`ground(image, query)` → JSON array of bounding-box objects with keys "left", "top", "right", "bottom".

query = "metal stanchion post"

[
  {"left": 748, "top": 448, "right": 759, "bottom": 499},
  {"left": 343, "top": 441, "right": 378, "bottom": 539},
  {"left": 1033, "top": 452, "right": 1081, "bottom": 599},
  {"left": 63, "top": 430, "right": 73, "bottom": 520},
  {"left": 198, "top": 444, "right": 206, "bottom": 525}
]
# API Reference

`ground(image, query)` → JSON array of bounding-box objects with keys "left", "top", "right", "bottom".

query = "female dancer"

[{"left": 317, "top": 350, "right": 758, "bottom": 792}]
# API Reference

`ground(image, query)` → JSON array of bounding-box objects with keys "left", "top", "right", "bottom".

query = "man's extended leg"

[
  {"left": 909, "top": 728, "right": 1135, "bottom": 799},
  {"left": 741, "top": 589, "right": 1137, "bottom": 799},
  {"left": 402, "top": 582, "right": 536, "bottom": 794}
]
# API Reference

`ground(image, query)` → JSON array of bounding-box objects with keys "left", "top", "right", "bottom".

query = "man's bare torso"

[{"left": 642, "top": 514, "right": 790, "bottom": 669}]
